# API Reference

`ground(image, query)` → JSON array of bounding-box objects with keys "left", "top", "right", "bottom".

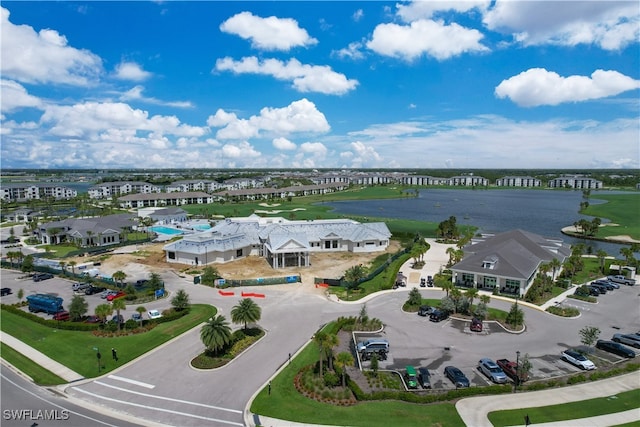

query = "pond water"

[{"left": 322, "top": 189, "right": 636, "bottom": 257}]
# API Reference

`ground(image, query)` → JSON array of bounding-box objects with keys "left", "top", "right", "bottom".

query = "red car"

[
  {"left": 470, "top": 317, "right": 483, "bottom": 332},
  {"left": 106, "top": 291, "right": 126, "bottom": 301},
  {"left": 52, "top": 311, "right": 70, "bottom": 321}
]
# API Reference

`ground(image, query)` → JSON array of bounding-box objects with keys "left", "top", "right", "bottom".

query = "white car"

[
  {"left": 148, "top": 309, "right": 162, "bottom": 319},
  {"left": 562, "top": 349, "right": 596, "bottom": 370}
]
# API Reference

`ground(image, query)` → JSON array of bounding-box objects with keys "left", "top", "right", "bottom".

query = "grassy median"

[
  {"left": 0, "top": 304, "right": 216, "bottom": 379},
  {"left": 488, "top": 388, "right": 640, "bottom": 426}
]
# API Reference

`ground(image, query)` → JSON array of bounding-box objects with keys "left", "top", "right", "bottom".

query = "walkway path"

[
  {"left": 455, "top": 370, "right": 640, "bottom": 427},
  {"left": 0, "top": 331, "right": 84, "bottom": 383}
]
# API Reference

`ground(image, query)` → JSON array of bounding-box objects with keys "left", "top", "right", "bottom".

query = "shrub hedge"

[{"left": 1, "top": 304, "right": 100, "bottom": 331}]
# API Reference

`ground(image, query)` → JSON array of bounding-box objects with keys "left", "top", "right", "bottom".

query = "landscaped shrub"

[
  {"left": 124, "top": 319, "right": 138, "bottom": 330},
  {"left": 546, "top": 306, "right": 580, "bottom": 317},
  {"left": 324, "top": 372, "right": 340, "bottom": 387},
  {"left": 0, "top": 304, "right": 100, "bottom": 331},
  {"left": 567, "top": 373, "right": 587, "bottom": 384}
]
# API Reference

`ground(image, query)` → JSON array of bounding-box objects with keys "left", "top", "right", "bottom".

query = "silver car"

[
  {"left": 612, "top": 334, "right": 640, "bottom": 349},
  {"left": 478, "top": 358, "right": 508, "bottom": 383}
]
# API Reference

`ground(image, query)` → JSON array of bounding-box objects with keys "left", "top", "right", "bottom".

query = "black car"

[
  {"left": 596, "top": 340, "right": 636, "bottom": 358},
  {"left": 85, "top": 286, "right": 106, "bottom": 295},
  {"left": 429, "top": 309, "right": 449, "bottom": 322},
  {"left": 589, "top": 283, "right": 607, "bottom": 294},
  {"left": 33, "top": 272, "right": 54, "bottom": 282},
  {"left": 591, "top": 281, "right": 614, "bottom": 291},
  {"left": 417, "top": 305, "right": 434, "bottom": 317},
  {"left": 418, "top": 367, "right": 431, "bottom": 389},
  {"left": 444, "top": 366, "right": 470, "bottom": 388},
  {"left": 0, "top": 287, "right": 12, "bottom": 296},
  {"left": 585, "top": 286, "right": 601, "bottom": 296}
]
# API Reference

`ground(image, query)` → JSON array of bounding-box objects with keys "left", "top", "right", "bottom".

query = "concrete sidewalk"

[
  {"left": 455, "top": 370, "right": 640, "bottom": 427},
  {"left": 0, "top": 331, "right": 84, "bottom": 382}
]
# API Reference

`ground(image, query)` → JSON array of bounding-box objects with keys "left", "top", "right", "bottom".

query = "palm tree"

[
  {"left": 111, "top": 298, "right": 126, "bottom": 331},
  {"left": 323, "top": 333, "right": 339, "bottom": 371},
  {"left": 59, "top": 261, "right": 67, "bottom": 276},
  {"left": 68, "top": 260, "right": 77, "bottom": 277},
  {"left": 171, "top": 289, "right": 191, "bottom": 311},
  {"left": 95, "top": 303, "right": 113, "bottom": 324},
  {"left": 231, "top": 298, "right": 261, "bottom": 331},
  {"left": 112, "top": 271, "right": 127, "bottom": 287},
  {"left": 314, "top": 331, "right": 330, "bottom": 377},
  {"left": 596, "top": 250, "right": 608, "bottom": 274},
  {"left": 136, "top": 306, "right": 146, "bottom": 325},
  {"left": 344, "top": 264, "right": 367, "bottom": 295},
  {"left": 479, "top": 294, "right": 491, "bottom": 305},
  {"left": 200, "top": 315, "right": 232, "bottom": 356},
  {"left": 464, "top": 288, "right": 479, "bottom": 313},
  {"left": 335, "top": 351, "right": 355, "bottom": 387},
  {"left": 446, "top": 247, "right": 456, "bottom": 267}
]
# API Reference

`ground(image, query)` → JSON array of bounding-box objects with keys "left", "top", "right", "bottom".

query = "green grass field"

[
  {"left": 0, "top": 304, "right": 216, "bottom": 378},
  {"left": 584, "top": 193, "right": 640, "bottom": 241},
  {"left": 0, "top": 342, "right": 67, "bottom": 385},
  {"left": 488, "top": 388, "right": 640, "bottom": 426}
]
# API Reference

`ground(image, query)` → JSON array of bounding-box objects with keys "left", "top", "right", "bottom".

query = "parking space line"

[
  {"left": 107, "top": 375, "right": 155, "bottom": 389},
  {"left": 92, "top": 381, "right": 242, "bottom": 414},
  {"left": 75, "top": 388, "right": 243, "bottom": 426}
]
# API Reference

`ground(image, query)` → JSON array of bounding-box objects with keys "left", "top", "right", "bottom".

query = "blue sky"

[{"left": 1, "top": 1, "right": 639, "bottom": 170}]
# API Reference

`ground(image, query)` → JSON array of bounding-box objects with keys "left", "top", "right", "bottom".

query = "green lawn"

[
  {"left": 0, "top": 342, "right": 67, "bottom": 385},
  {"left": 583, "top": 193, "right": 640, "bottom": 241},
  {"left": 251, "top": 324, "right": 465, "bottom": 427},
  {"left": 488, "top": 389, "right": 640, "bottom": 426},
  {"left": 0, "top": 304, "right": 216, "bottom": 378}
]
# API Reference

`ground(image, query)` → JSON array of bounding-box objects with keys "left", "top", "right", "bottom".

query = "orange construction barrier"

[{"left": 218, "top": 290, "right": 235, "bottom": 296}]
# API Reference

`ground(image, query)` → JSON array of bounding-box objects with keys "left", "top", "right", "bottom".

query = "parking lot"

[
  {"left": 0, "top": 269, "right": 169, "bottom": 321},
  {"left": 353, "top": 284, "right": 640, "bottom": 391}
]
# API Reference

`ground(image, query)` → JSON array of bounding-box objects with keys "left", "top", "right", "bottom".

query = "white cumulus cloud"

[
  {"left": 120, "top": 85, "right": 193, "bottom": 108},
  {"left": 220, "top": 11, "right": 318, "bottom": 51},
  {"left": 114, "top": 61, "right": 152, "bottom": 82},
  {"left": 0, "top": 79, "right": 42, "bottom": 113},
  {"left": 495, "top": 68, "right": 640, "bottom": 107},
  {"left": 273, "top": 137, "right": 297, "bottom": 150},
  {"left": 367, "top": 19, "right": 489, "bottom": 61},
  {"left": 210, "top": 98, "right": 330, "bottom": 140},
  {"left": 396, "top": 0, "right": 490, "bottom": 22},
  {"left": 215, "top": 56, "right": 358, "bottom": 95},
  {"left": 0, "top": 7, "right": 102, "bottom": 85},
  {"left": 483, "top": 1, "right": 640, "bottom": 50}
]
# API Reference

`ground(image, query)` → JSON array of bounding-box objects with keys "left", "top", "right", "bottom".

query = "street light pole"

[{"left": 515, "top": 350, "right": 521, "bottom": 393}]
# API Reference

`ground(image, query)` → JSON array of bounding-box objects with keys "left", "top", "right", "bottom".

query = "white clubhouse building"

[{"left": 163, "top": 215, "right": 391, "bottom": 269}]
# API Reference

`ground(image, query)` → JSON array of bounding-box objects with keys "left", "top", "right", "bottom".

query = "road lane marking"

[
  {"left": 107, "top": 375, "right": 155, "bottom": 389},
  {"left": 75, "top": 387, "right": 243, "bottom": 426},
  {"left": 92, "top": 381, "right": 242, "bottom": 414}
]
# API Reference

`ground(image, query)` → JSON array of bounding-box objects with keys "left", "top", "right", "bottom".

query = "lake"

[{"left": 323, "top": 189, "right": 636, "bottom": 256}]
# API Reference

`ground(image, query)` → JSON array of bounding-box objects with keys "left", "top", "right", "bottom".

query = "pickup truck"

[
  {"left": 607, "top": 275, "right": 636, "bottom": 286},
  {"left": 496, "top": 359, "right": 528, "bottom": 384}
]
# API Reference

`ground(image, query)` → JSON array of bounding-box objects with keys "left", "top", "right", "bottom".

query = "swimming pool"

[
  {"left": 150, "top": 226, "right": 183, "bottom": 235},
  {"left": 192, "top": 224, "right": 212, "bottom": 231}
]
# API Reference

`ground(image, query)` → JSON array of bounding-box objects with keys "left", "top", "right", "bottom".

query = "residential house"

[
  {"left": 1, "top": 183, "right": 77, "bottom": 202},
  {"left": 35, "top": 214, "right": 136, "bottom": 247},
  {"left": 547, "top": 176, "right": 603, "bottom": 189},
  {"left": 118, "top": 192, "right": 213, "bottom": 208},
  {"left": 495, "top": 176, "right": 542, "bottom": 187},
  {"left": 88, "top": 181, "right": 162, "bottom": 199}
]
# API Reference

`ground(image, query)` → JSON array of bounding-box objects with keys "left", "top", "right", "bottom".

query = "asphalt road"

[
  {"left": 0, "top": 365, "right": 144, "bottom": 427},
  {"left": 2, "top": 266, "right": 639, "bottom": 426}
]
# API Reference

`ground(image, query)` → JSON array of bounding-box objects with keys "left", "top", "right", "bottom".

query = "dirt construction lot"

[{"left": 90, "top": 240, "right": 403, "bottom": 285}]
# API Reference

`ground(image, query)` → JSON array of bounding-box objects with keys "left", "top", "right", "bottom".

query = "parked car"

[
  {"left": 135, "top": 279, "right": 149, "bottom": 288},
  {"left": 591, "top": 281, "right": 615, "bottom": 291},
  {"left": 478, "top": 358, "right": 508, "bottom": 383},
  {"left": 594, "top": 279, "right": 619, "bottom": 289},
  {"left": 405, "top": 366, "right": 418, "bottom": 389},
  {"left": 470, "top": 317, "right": 483, "bottom": 332},
  {"left": 1, "top": 287, "right": 12, "bottom": 296},
  {"left": 100, "top": 290, "right": 117, "bottom": 299},
  {"left": 111, "top": 314, "right": 125, "bottom": 324},
  {"left": 84, "top": 286, "right": 106, "bottom": 295},
  {"left": 131, "top": 313, "right": 142, "bottom": 321},
  {"left": 148, "top": 309, "right": 163, "bottom": 319},
  {"left": 496, "top": 359, "right": 528, "bottom": 383},
  {"left": 417, "top": 305, "right": 434, "bottom": 317},
  {"left": 83, "top": 315, "right": 102, "bottom": 324},
  {"left": 106, "top": 291, "right": 126, "bottom": 301},
  {"left": 444, "top": 366, "right": 470, "bottom": 388},
  {"left": 52, "top": 311, "right": 70, "bottom": 321},
  {"left": 561, "top": 349, "right": 596, "bottom": 370},
  {"left": 357, "top": 339, "right": 389, "bottom": 354},
  {"left": 584, "top": 286, "right": 601, "bottom": 297},
  {"left": 418, "top": 367, "right": 431, "bottom": 389},
  {"left": 33, "top": 272, "right": 54, "bottom": 282},
  {"left": 429, "top": 309, "right": 449, "bottom": 322},
  {"left": 607, "top": 275, "right": 636, "bottom": 286},
  {"left": 596, "top": 340, "right": 636, "bottom": 358},
  {"left": 589, "top": 283, "right": 607, "bottom": 294},
  {"left": 612, "top": 334, "right": 640, "bottom": 349}
]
